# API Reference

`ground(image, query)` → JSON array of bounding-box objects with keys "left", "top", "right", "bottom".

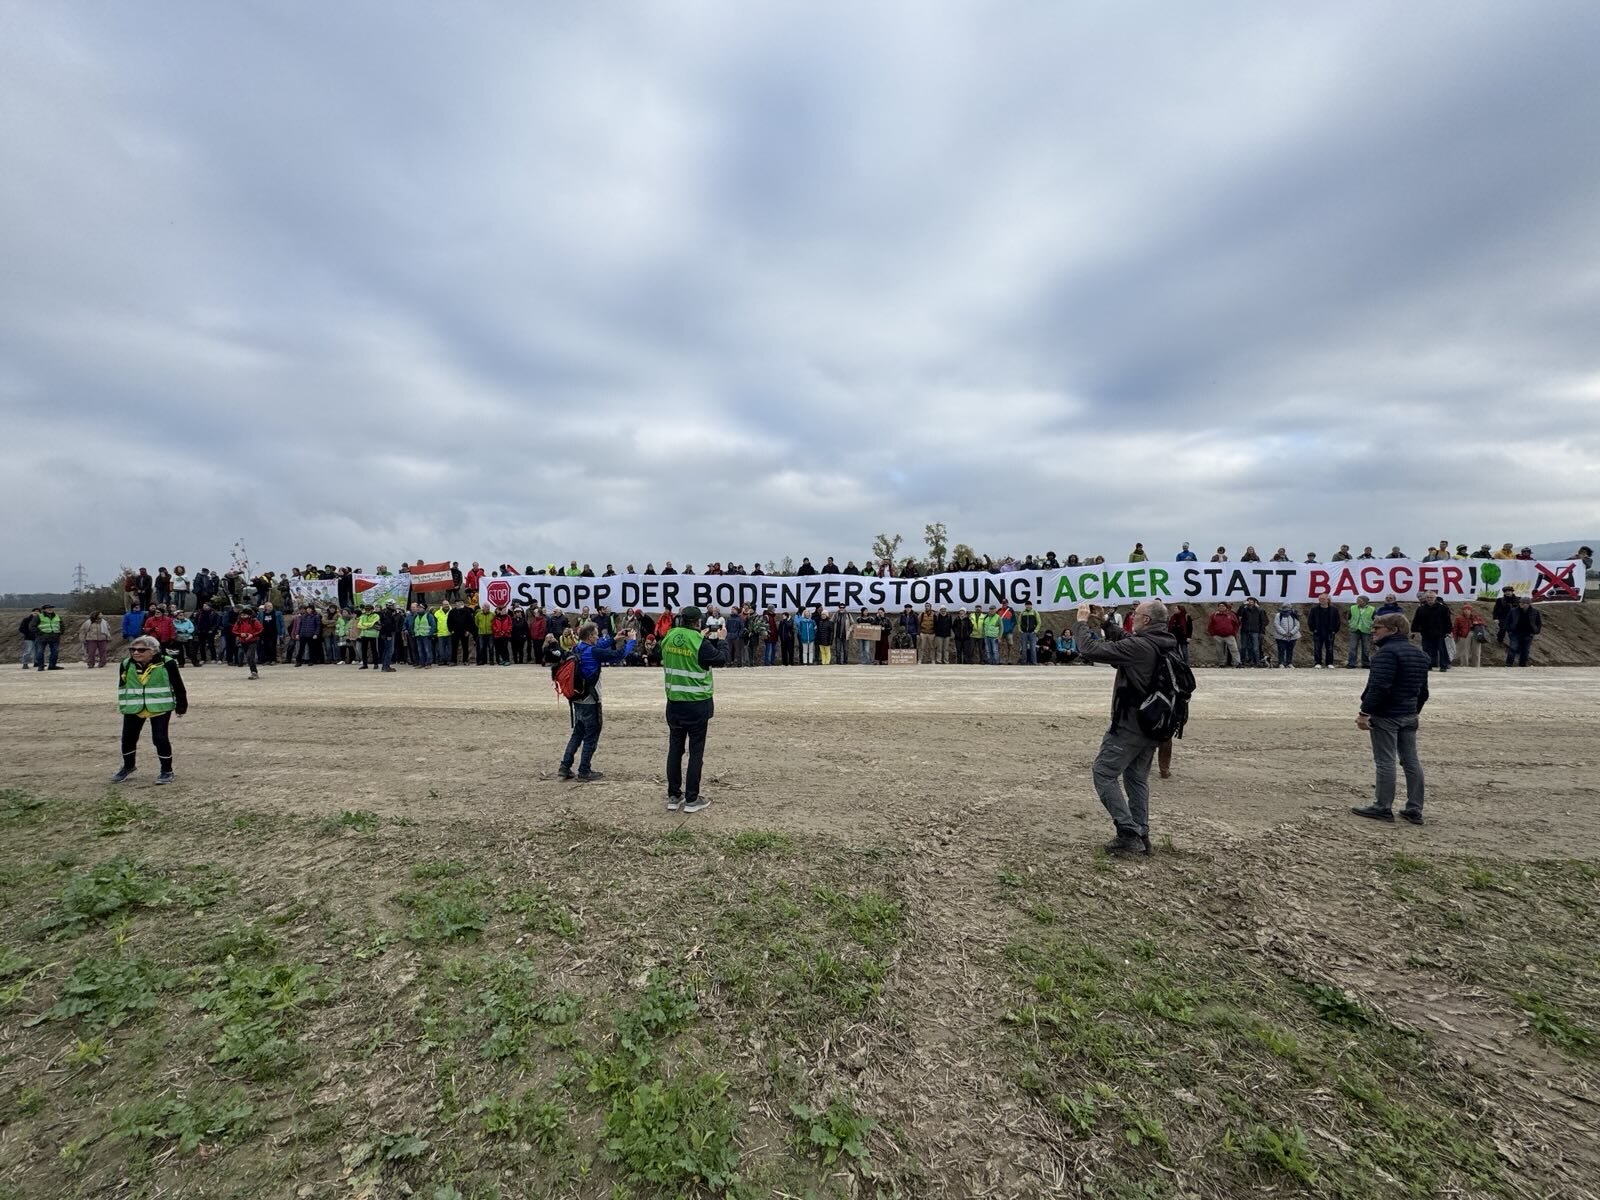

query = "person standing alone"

[
  {"left": 661, "top": 605, "right": 728, "bottom": 814},
  {"left": 556, "top": 621, "right": 623, "bottom": 781},
  {"left": 1351, "top": 612, "right": 1430, "bottom": 825},
  {"left": 1072, "top": 600, "right": 1181, "bottom": 856},
  {"left": 110, "top": 635, "right": 188, "bottom": 784}
]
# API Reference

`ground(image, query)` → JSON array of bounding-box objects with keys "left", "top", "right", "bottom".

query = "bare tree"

[{"left": 871, "top": 532, "right": 904, "bottom": 564}]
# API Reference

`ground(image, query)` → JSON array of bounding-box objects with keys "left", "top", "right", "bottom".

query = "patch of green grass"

[
  {"left": 110, "top": 1086, "right": 254, "bottom": 1153},
  {"left": 812, "top": 886, "right": 905, "bottom": 950},
  {"left": 476, "top": 1092, "right": 575, "bottom": 1156},
  {"left": 64, "top": 1034, "right": 112, "bottom": 1066},
  {"left": 396, "top": 878, "right": 491, "bottom": 943},
  {"left": 1122, "top": 1108, "right": 1167, "bottom": 1151},
  {"left": 602, "top": 1072, "right": 741, "bottom": 1193},
  {"left": 1387, "top": 851, "right": 1430, "bottom": 875},
  {"left": 499, "top": 887, "right": 581, "bottom": 940},
  {"left": 470, "top": 954, "right": 584, "bottom": 1061},
  {"left": 43, "top": 858, "right": 230, "bottom": 938},
  {"left": 0, "top": 789, "right": 56, "bottom": 824},
  {"left": 322, "top": 809, "right": 382, "bottom": 834},
  {"left": 193, "top": 959, "right": 335, "bottom": 1078},
  {"left": 1046, "top": 1087, "right": 1104, "bottom": 1136},
  {"left": 790, "top": 1097, "right": 876, "bottom": 1167},
  {"left": 728, "top": 830, "right": 793, "bottom": 854},
  {"left": 95, "top": 794, "right": 156, "bottom": 836},
  {"left": 1243, "top": 1122, "right": 1319, "bottom": 1184},
  {"left": 202, "top": 921, "right": 280, "bottom": 962},
  {"left": 614, "top": 972, "right": 699, "bottom": 1068},
  {"left": 1514, "top": 992, "right": 1597, "bottom": 1057},
  {"left": 1299, "top": 982, "right": 1374, "bottom": 1028},
  {"left": 411, "top": 859, "right": 471, "bottom": 880},
  {"left": 27, "top": 954, "right": 177, "bottom": 1029}
]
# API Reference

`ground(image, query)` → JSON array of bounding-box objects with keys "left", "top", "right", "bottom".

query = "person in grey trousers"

[
  {"left": 1072, "top": 599, "right": 1179, "bottom": 857},
  {"left": 1352, "top": 611, "right": 1431, "bottom": 825}
]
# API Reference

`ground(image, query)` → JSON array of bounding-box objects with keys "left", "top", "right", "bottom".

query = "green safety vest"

[
  {"left": 412, "top": 612, "right": 433, "bottom": 637},
  {"left": 358, "top": 613, "right": 380, "bottom": 638},
  {"left": 118, "top": 657, "right": 177, "bottom": 715},
  {"left": 1349, "top": 605, "right": 1375, "bottom": 633},
  {"left": 36, "top": 614, "right": 62, "bottom": 636},
  {"left": 661, "top": 628, "right": 713, "bottom": 702}
]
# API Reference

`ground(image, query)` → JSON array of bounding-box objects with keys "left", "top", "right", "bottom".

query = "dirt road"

[{"left": 4, "top": 662, "right": 1595, "bottom": 860}]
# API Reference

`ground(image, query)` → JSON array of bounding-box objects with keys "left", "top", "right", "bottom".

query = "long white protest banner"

[{"left": 481, "top": 559, "right": 1585, "bottom": 613}]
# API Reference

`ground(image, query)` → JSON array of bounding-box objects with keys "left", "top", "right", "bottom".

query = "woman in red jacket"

[{"left": 491, "top": 609, "right": 513, "bottom": 666}]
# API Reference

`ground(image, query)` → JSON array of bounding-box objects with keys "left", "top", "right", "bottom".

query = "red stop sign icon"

[{"left": 486, "top": 580, "right": 511, "bottom": 608}]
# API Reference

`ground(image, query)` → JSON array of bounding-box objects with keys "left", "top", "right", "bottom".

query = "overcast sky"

[{"left": 3, "top": 1, "right": 1598, "bottom": 589}]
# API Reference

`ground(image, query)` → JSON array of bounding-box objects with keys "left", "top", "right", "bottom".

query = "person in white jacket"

[{"left": 1272, "top": 605, "right": 1302, "bottom": 669}]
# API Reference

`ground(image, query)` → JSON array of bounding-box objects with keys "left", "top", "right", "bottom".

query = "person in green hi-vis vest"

[
  {"left": 111, "top": 635, "right": 189, "bottom": 785},
  {"left": 660, "top": 606, "right": 728, "bottom": 814}
]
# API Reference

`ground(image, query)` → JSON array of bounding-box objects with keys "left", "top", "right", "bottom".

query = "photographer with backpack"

[
  {"left": 1072, "top": 600, "right": 1195, "bottom": 857},
  {"left": 552, "top": 621, "right": 624, "bottom": 781}
]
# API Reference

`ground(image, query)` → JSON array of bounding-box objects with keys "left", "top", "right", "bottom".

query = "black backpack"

[{"left": 1134, "top": 648, "right": 1197, "bottom": 741}]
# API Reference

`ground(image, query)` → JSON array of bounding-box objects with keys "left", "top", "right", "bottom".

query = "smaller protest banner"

[
  {"left": 407, "top": 562, "right": 455, "bottom": 592},
  {"left": 288, "top": 578, "right": 339, "bottom": 606},
  {"left": 354, "top": 574, "right": 410, "bottom": 608},
  {"left": 888, "top": 648, "right": 918, "bottom": 666}
]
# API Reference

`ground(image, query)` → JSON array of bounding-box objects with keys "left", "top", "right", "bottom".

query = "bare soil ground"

[{"left": 1, "top": 663, "right": 1597, "bottom": 1199}]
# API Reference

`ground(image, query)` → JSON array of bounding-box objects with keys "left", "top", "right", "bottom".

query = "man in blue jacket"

[
  {"left": 121, "top": 605, "right": 146, "bottom": 645},
  {"left": 1352, "top": 611, "right": 1431, "bottom": 825}
]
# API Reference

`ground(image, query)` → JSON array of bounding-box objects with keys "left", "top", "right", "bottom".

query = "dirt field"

[{"left": 2, "top": 663, "right": 1598, "bottom": 1198}]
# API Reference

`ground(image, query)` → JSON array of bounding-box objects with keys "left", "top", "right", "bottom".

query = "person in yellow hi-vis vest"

[
  {"left": 111, "top": 635, "right": 189, "bottom": 785},
  {"left": 660, "top": 606, "right": 728, "bottom": 814}
]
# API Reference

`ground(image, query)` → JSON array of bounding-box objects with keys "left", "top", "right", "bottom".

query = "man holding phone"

[
  {"left": 1072, "top": 600, "right": 1179, "bottom": 856},
  {"left": 661, "top": 606, "right": 729, "bottom": 814}
]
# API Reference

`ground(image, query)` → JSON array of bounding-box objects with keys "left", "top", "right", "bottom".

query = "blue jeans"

[
  {"left": 380, "top": 636, "right": 395, "bottom": 669},
  {"left": 413, "top": 636, "right": 432, "bottom": 666},
  {"left": 1241, "top": 631, "right": 1262, "bottom": 664},
  {"left": 984, "top": 636, "right": 999, "bottom": 665},
  {"left": 763, "top": 642, "right": 777, "bottom": 666},
  {"left": 34, "top": 639, "right": 60, "bottom": 669},
  {"left": 857, "top": 640, "right": 872, "bottom": 665},
  {"left": 560, "top": 702, "right": 602, "bottom": 775},
  {"left": 1020, "top": 631, "right": 1038, "bottom": 664},
  {"left": 1275, "top": 638, "right": 1295, "bottom": 666},
  {"left": 1346, "top": 631, "right": 1371, "bottom": 667},
  {"left": 436, "top": 636, "right": 451, "bottom": 665}
]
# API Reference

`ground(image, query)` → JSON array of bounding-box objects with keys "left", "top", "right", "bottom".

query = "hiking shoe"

[
  {"left": 110, "top": 766, "right": 136, "bottom": 784},
  {"left": 576, "top": 771, "right": 604, "bottom": 782},
  {"left": 557, "top": 769, "right": 574, "bottom": 781},
  {"left": 1140, "top": 834, "right": 1154, "bottom": 855},
  {"left": 1400, "top": 810, "right": 1424, "bottom": 826},
  {"left": 156, "top": 771, "right": 176, "bottom": 785},
  {"left": 666, "top": 795, "right": 682, "bottom": 812},
  {"left": 1104, "top": 833, "right": 1146, "bottom": 856},
  {"left": 1351, "top": 805, "right": 1395, "bottom": 822},
  {"left": 681, "top": 796, "right": 711, "bottom": 814}
]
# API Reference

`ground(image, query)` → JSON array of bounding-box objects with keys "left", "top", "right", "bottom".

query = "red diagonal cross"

[{"left": 1531, "top": 562, "right": 1580, "bottom": 601}]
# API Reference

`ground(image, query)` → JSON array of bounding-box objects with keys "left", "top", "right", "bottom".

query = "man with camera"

[
  {"left": 661, "top": 606, "right": 729, "bottom": 814},
  {"left": 1072, "top": 599, "right": 1181, "bottom": 856}
]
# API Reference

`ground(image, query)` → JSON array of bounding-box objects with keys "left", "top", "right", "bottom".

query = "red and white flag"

[{"left": 408, "top": 561, "right": 455, "bottom": 592}]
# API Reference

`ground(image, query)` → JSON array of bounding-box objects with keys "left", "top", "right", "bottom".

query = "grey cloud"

[{"left": 2, "top": 1, "right": 1599, "bottom": 590}]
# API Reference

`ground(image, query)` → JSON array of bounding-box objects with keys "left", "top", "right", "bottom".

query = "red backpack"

[{"left": 549, "top": 649, "right": 592, "bottom": 701}]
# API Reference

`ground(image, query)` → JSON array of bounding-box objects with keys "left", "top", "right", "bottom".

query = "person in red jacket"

[
  {"left": 233, "top": 610, "right": 263, "bottom": 679},
  {"left": 143, "top": 607, "right": 178, "bottom": 657},
  {"left": 655, "top": 608, "right": 676, "bottom": 639},
  {"left": 1206, "top": 603, "right": 1241, "bottom": 667},
  {"left": 491, "top": 609, "right": 513, "bottom": 666},
  {"left": 465, "top": 562, "right": 485, "bottom": 599}
]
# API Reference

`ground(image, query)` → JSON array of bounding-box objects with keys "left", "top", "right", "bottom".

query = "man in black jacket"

[
  {"left": 1411, "top": 592, "right": 1454, "bottom": 672},
  {"left": 1352, "top": 612, "right": 1431, "bottom": 825},
  {"left": 1505, "top": 598, "right": 1543, "bottom": 667},
  {"left": 1073, "top": 600, "right": 1180, "bottom": 856},
  {"left": 1307, "top": 596, "right": 1341, "bottom": 668}
]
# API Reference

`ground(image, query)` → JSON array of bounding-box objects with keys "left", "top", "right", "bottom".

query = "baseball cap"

[{"left": 680, "top": 605, "right": 704, "bottom": 625}]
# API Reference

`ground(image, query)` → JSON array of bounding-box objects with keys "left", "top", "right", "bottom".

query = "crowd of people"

[{"left": 14, "top": 541, "right": 1588, "bottom": 675}]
